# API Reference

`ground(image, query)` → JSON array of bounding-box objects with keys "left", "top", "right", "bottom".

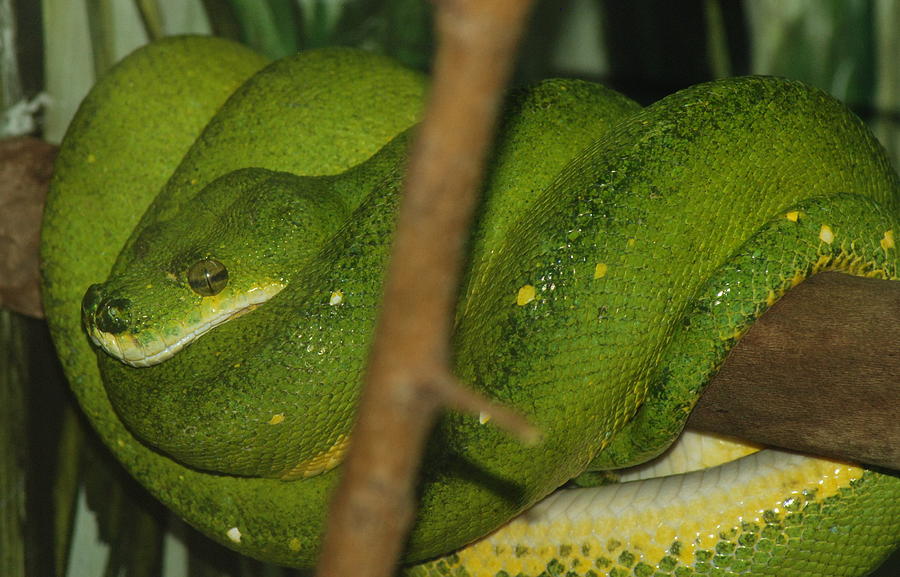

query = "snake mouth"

[{"left": 86, "top": 284, "right": 285, "bottom": 368}]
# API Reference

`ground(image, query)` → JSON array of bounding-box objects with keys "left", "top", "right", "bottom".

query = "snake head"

[
  {"left": 81, "top": 167, "right": 345, "bottom": 367},
  {"left": 81, "top": 261, "right": 284, "bottom": 367}
]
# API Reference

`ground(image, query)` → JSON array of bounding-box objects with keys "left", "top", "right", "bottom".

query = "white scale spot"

[
  {"left": 819, "top": 225, "right": 834, "bottom": 244},
  {"left": 329, "top": 290, "right": 344, "bottom": 305},
  {"left": 226, "top": 527, "right": 242, "bottom": 543}
]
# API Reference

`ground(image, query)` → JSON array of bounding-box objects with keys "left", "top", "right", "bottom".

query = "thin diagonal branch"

[
  {"left": 434, "top": 375, "right": 539, "bottom": 445},
  {"left": 314, "top": 2, "right": 536, "bottom": 577}
]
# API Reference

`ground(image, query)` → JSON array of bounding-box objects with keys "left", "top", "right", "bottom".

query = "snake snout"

[{"left": 83, "top": 284, "right": 132, "bottom": 335}]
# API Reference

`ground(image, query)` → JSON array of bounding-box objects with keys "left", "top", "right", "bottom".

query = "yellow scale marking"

[
  {"left": 516, "top": 284, "right": 536, "bottom": 306},
  {"left": 280, "top": 434, "right": 350, "bottom": 480}
]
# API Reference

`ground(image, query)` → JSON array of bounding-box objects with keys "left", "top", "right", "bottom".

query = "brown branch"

[
  {"left": 0, "top": 137, "right": 57, "bottom": 319},
  {"left": 314, "top": 2, "right": 536, "bottom": 577},
  {"left": 688, "top": 272, "right": 900, "bottom": 470}
]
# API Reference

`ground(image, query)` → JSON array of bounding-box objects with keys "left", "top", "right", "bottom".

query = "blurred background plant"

[{"left": 1, "top": 0, "right": 898, "bottom": 575}]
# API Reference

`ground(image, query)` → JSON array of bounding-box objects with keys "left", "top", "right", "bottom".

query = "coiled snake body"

[{"left": 42, "top": 37, "right": 899, "bottom": 575}]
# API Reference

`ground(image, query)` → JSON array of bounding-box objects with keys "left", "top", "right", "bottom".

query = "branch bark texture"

[
  {"left": 689, "top": 272, "right": 900, "bottom": 470},
  {"left": 314, "top": 2, "right": 536, "bottom": 577},
  {"left": 0, "top": 137, "right": 57, "bottom": 319}
]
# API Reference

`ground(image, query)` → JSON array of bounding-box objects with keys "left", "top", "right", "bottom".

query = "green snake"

[{"left": 41, "top": 36, "right": 900, "bottom": 576}]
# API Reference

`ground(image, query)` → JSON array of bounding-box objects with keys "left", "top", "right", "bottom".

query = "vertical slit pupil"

[{"left": 188, "top": 259, "right": 228, "bottom": 296}]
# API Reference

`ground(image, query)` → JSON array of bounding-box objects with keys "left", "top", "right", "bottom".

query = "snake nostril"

[
  {"left": 82, "top": 284, "right": 105, "bottom": 325},
  {"left": 94, "top": 297, "right": 132, "bottom": 335}
]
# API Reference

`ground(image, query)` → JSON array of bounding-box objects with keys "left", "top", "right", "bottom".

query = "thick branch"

[
  {"left": 688, "top": 272, "right": 900, "bottom": 470},
  {"left": 314, "top": 3, "right": 535, "bottom": 577},
  {"left": 0, "top": 137, "right": 57, "bottom": 319}
]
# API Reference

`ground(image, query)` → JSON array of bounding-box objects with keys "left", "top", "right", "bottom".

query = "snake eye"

[{"left": 187, "top": 259, "right": 228, "bottom": 296}]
